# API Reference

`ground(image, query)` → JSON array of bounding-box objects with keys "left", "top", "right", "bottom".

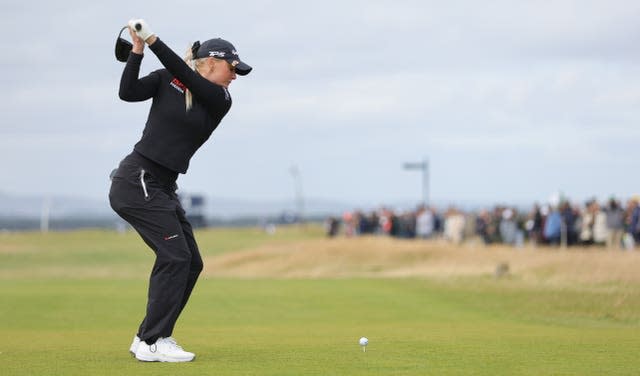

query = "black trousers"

[{"left": 109, "top": 158, "right": 203, "bottom": 345}]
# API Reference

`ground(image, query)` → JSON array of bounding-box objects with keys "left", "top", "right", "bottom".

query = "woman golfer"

[{"left": 109, "top": 19, "right": 251, "bottom": 362}]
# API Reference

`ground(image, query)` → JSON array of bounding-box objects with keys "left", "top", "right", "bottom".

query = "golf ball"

[{"left": 359, "top": 337, "right": 368, "bottom": 346}]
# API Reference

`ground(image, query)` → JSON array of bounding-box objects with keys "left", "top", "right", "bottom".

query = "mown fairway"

[{"left": 1, "top": 226, "right": 639, "bottom": 375}]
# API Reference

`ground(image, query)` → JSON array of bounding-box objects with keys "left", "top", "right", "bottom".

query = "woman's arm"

[
  {"left": 118, "top": 53, "right": 159, "bottom": 101},
  {"left": 119, "top": 28, "right": 159, "bottom": 101},
  {"left": 129, "top": 19, "right": 230, "bottom": 114},
  {"left": 147, "top": 38, "right": 229, "bottom": 111}
]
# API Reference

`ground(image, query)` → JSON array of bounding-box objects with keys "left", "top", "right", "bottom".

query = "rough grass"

[
  {"left": 0, "top": 226, "right": 324, "bottom": 279},
  {"left": 206, "top": 235, "right": 640, "bottom": 286}
]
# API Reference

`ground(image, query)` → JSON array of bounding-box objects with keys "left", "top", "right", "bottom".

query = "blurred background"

[{"left": 1, "top": 0, "right": 639, "bottom": 233}]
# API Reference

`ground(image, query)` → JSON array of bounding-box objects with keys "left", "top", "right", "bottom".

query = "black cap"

[{"left": 194, "top": 38, "right": 252, "bottom": 76}]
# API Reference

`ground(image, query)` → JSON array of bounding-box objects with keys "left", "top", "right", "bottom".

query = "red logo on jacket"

[{"left": 170, "top": 78, "right": 186, "bottom": 94}]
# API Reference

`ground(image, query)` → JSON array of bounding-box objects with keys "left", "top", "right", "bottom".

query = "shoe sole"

[{"left": 135, "top": 354, "right": 196, "bottom": 362}]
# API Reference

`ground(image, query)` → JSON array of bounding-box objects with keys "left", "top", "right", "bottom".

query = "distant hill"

[
  {"left": 0, "top": 191, "right": 355, "bottom": 220},
  {"left": 0, "top": 192, "right": 112, "bottom": 218},
  {"left": 0, "top": 191, "right": 506, "bottom": 228}
]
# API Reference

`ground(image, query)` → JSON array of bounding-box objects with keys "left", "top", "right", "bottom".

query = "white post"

[
  {"left": 289, "top": 165, "right": 305, "bottom": 223},
  {"left": 40, "top": 197, "right": 51, "bottom": 233}
]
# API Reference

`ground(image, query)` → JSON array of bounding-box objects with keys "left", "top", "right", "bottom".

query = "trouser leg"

[
  {"left": 134, "top": 214, "right": 203, "bottom": 339},
  {"left": 115, "top": 206, "right": 191, "bottom": 344},
  {"left": 165, "top": 205, "right": 203, "bottom": 336},
  {"left": 109, "top": 165, "right": 196, "bottom": 345}
]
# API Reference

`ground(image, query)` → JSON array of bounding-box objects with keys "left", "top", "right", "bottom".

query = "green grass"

[
  {"left": 1, "top": 227, "right": 639, "bottom": 375},
  {"left": 0, "top": 226, "right": 324, "bottom": 279}
]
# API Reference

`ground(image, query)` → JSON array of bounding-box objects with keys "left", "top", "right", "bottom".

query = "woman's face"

[{"left": 204, "top": 58, "right": 237, "bottom": 88}]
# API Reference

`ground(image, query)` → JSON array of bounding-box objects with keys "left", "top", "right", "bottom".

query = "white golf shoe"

[
  {"left": 135, "top": 337, "right": 195, "bottom": 362},
  {"left": 129, "top": 335, "right": 141, "bottom": 356}
]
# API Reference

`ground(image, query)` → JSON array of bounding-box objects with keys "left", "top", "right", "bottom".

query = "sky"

[{"left": 1, "top": 0, "right": 640, "bottom": 209}]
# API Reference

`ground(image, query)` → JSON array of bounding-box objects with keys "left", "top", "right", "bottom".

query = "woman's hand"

[
  {"left": 128, "top": 19, "right": 156, "bottom": 45},
  {"left": 128, "top": 26, "right": 145, "bottom": 54}
]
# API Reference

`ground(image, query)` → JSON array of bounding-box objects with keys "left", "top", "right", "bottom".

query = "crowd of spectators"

[{"left": 325, "top": 196, "right": 640, "bottom": 250}]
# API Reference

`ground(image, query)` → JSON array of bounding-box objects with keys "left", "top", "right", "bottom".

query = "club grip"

[{"left": 135, "top": 23, "right": 142, "bottom": 31}]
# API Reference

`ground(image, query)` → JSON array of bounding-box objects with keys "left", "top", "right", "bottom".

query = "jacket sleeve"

[
  {"left": 148, "top": 38, "right": 231, "bottom": 118},
  {"left": 119, "top": 52, "right": 160, "bottom": 102}
]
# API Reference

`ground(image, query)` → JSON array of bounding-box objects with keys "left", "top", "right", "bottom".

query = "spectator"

[
  {"left": 499, "top": 208, "right": 518, "bottom": 245},
  {"left": 359, "top": 211, "right": 378, "bottom": 234},
  {"left": 444, "top": 207, "right": 466, "bottom": 244},
  {"left": 579, "top": 199, "right": 596, "bottom": 246},
  {"left": 389, "top": 212, "right": 400, "bottom": 237},
  {"left": 526, "top": 203, "right": 543, "bottom": 246},
  {"left": 379, "top": 207, "right": 393, "bottom": 235},
  {"left": 401, "top": 211, "right": 417, "bottom": 238},
  {"left": 476, "top": 209, "right": 491, "bottom": 244},
  {"left": 544, "top": 206, "right": 562, "bottom": 245},
  {"left": 371, "top": 211, "right": 381, "bottom": 234},
  {"left": 432, "top": 207, "right": 444, "bottom": 235},
  {"left": 606, "top": 198, "right": 625, "bottom": 250},
  {"left": 415, "top": 206, "right": 434, "bottom": 239},
  {"left": 325, "top": 216, "right": 340, "bottom": 237},
  {"left": 334, "top": 195, "right": 638, "bottom": 250},
  {"left": 560, "top": 201, "right": 579, "bottom": 246},
  {"left": 627, "top": 197, "right": 640, "bottom": 247},
  {"left": 592, "top": 201, "right": 608, "bottom": 246},
  {"left": 342, "top": 211, "right": 356, "bottom": 237}
]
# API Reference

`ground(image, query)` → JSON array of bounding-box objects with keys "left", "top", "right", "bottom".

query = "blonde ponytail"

[{"left": 184, "top": 45, "right": 196, "bottom": 111}]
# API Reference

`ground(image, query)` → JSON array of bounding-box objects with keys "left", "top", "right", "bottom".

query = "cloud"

[{"left": 1, "top": 0, "right": 639, "bottom": 205}]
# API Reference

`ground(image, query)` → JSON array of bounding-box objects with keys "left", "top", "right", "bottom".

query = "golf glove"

[{"left": 128, "top": 19, "right": 155, "bottom": 41}]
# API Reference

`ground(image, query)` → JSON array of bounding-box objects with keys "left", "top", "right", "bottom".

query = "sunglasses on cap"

[{"left": 213, "top": 59, "right": 237, "bottom": 73}]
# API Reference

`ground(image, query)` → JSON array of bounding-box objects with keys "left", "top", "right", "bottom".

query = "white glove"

[{"left": 128, "top": 19, "right": 155, "bottom": 42}]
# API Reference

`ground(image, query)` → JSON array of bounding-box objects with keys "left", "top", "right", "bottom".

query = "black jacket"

[{"left": 119, "top": 38, "right": 232, "bottom": 179}]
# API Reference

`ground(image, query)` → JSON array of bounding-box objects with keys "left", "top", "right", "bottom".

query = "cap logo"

[
  {"left": 232, "top": 50, "right": 238, "bottom": 56},
  {"left": 209, "top": 51, "right": 226, "bottom": 57}
]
